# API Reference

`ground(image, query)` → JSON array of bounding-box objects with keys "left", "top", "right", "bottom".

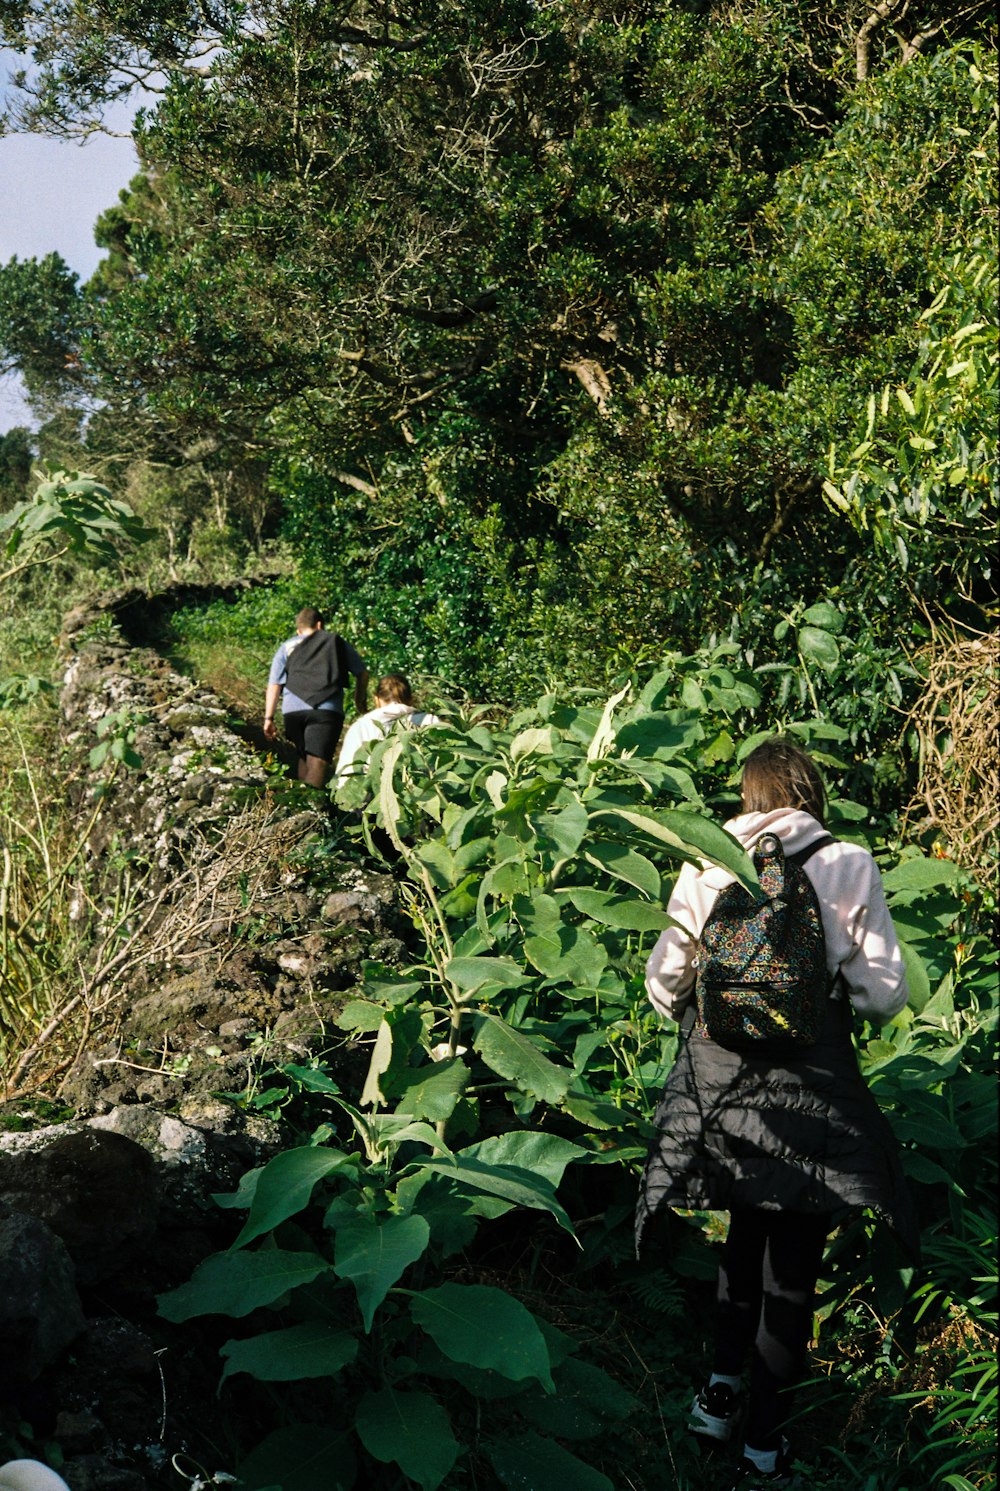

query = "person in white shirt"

[{"left": 335, "top": 674, "right": 441, "bottom": 781}]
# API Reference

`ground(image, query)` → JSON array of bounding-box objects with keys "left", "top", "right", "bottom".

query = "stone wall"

[{"left": 0, "top": 606, "right": 404, "bottom": 1490}]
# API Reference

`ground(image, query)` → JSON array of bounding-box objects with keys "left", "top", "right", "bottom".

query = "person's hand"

[{"left": 263, "top": 717, "right": 277, "bottom": 741}]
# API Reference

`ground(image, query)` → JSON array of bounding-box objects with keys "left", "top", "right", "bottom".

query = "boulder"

[
  {"left": 0, "top": 1205, "right": 85, "bottom": 1388},
  {"left": 0, "top": 1128, "right": 158, "bottom": 1286}
]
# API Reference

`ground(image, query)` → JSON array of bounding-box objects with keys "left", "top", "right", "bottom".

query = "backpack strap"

[
  {"left": 333, "top": 633, "right": 347, "bottom": 697},
  {"left": 785, "top": 833, "right": 845, "bottom": 999},
  {"left": 786, "top": 833, "right": 835, "bottom": 868}
]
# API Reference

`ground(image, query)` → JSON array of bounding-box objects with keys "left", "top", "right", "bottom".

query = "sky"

[{"left": 1, "top": 48, "right": 140, "bottom": 433}]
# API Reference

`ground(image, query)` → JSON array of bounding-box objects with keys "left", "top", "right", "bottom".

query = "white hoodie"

[
  {"left": 336, "top": 701, "right": 442, "bottom": 779},
  {"left": 645, "top": 808, "right": 908, "bottom": 1026}
]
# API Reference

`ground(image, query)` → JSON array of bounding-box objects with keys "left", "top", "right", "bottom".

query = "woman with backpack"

[{"left": 636, "top": 737, "right": 919, "bottom": 1490}]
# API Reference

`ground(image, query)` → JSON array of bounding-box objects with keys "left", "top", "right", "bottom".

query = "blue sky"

[{"left": 1, "top": 49, "right": 139, "bottom": 432}]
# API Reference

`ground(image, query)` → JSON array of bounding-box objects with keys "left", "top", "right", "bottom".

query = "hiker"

[
  {"left": 263, "top": 607, "right": 368, "bottom": 788},
  {"left": 335, "top": 674, "right": 442, "bottom": 781},
  {"left": 635, "top": 736, "right": 919, "bottom": 1491}
]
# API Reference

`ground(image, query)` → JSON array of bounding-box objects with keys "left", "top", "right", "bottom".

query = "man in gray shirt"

[{"left": 264, "top": 607, "right": 368, "bottom": 788}]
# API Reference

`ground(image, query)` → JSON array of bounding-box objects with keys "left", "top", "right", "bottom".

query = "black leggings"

[{"left": 713, "top": 1208, "right": 831, "bottom": 1450}]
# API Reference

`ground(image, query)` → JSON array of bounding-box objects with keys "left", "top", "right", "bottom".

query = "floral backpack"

[{"left": 693, "top": 833, "right": 835, "bottom": 1054}]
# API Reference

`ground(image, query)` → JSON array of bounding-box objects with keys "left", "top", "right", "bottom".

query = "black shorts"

[{"left": 283, "top": 710, "right": 344, "bottom": 763}]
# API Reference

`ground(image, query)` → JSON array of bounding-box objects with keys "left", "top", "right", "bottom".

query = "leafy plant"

[{"left": 0, "top": 465, "right": 154, "bottom": 588}]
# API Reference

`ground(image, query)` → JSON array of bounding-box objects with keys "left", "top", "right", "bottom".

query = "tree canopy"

[{"left": 0, "top": 0, "right": 995, "bottom": 701}]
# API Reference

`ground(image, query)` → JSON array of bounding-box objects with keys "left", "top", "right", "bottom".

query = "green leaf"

[
  {"left": 157, "top": 1249, "right": 330, "bottom": 1322},
  {"left": 801, "top": 602, "right": 845, "bottom": 635},
  {"left": 231, "top": 1147, "right": 353, "bottom": 1249},
  {"left": 472, "top": 1013, "right": 573, "bottom": 1104},
  {"left": 797, "top": 625, "right": 841, "bottom": 670},
  {"left": 390, "top": 1058, "right": 469, "bottom": 1122},
  {"left": 413, "top": 1155, "right": 576, "bottom": 1234},
  {"left": 510, "top": 726, "right": 555, "bottom": 761},
  {"left": 457, "top": 1131, "right": 586, "bottom": 1189},
  {"left": 701, "top": 728, "right": 734, "bottom": 765},
  {"left": 334, "top": 998, "right": 386, "bottom": 1032},
  {"left": 446, "top": 955, "right": 533, "bottom": 994},
  {"left": 561, "top": 887, "right": 677, "bottom": 932},
  {"left": 332, "top": 1211, "right": 431, "bottom": 1331},
  {"left": 523, "top": 922, "right": 608, "bottom": 984},
  {"left": 355, "top": 1389, "right": 458, "bottom": 1491},
  {"left": 897, "top": 934, "right": 931, "bottom": 1013},
  {"left": 488, "top": 1432, "right": 613, "bottom": 1491},
  {"left": 591, "top": 808, "right": 758, "bottom": 894},
  {"left": 540, "top": 797, "right": 589, "bottom": 858},
  {"left": 219, "top": 1323, "right": 358, "bottom": 1384},
  {"left": 238, "top": 1427, "right": 356, "bottom": 1491},
  {"left": 584, "top": 841, "right": 660, "bottom": 898},
  {"left": 376, "top": 734, "right": 408, "bottom": 854},
  {"left": 883, "top": 856, "right": 962, "bottom": 892},
  {"left": 409, "top": 1283, "right": 553, "bottom": 1390}
]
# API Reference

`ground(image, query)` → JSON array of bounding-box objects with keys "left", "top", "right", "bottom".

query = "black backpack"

[
  {"left": 286, "top": 630, "right": 348, "bottom": 708},
  {"left": 694, "top": 833, "right": 835, "bottom": 1055}
]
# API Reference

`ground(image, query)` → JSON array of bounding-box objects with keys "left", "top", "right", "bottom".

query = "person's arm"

[
  {"left": 645, "top": 862, "right": 707, "bottom": 1021},
  {"left": 263, "top": 681, "right": 281, "bottom": 741},
  {"left": 354, "top": 669, "right": 369, "bottom": 717},
  {"left": 823, "top": 848, "right": 909, "bottom": 1023}
]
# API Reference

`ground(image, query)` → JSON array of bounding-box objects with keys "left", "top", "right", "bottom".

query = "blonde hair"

[{"left": 741, "top": 737, "right": 826, "bottom": 824}]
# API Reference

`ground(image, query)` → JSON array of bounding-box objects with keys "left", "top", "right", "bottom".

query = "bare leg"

[{"left": 298, "top": 753, "right": 329, "bottom": 789}]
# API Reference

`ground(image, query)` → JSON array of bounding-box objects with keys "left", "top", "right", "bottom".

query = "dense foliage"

[
  {"left": 1, "top": 2, "right": 996, "bottom": 715},
  {"left": 0, "top": 6, "right": 996, "bottom": 1488},
  {"left": 153, "top": 670, "right": 996, "bottom": 1490}
]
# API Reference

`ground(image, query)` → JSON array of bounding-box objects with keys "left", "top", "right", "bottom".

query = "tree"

[{"left": 0, "top": 426, "right": 33, "bottom": 510}]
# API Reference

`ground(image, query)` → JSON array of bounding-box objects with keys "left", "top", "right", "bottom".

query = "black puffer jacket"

[
  {"left": 635, "top": 808, "right": 920, "bottom": 1263},
  {"left": 636, "top": 997, "right": 921, "bottom": 1261}
]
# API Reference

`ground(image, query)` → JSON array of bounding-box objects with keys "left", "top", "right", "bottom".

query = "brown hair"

[
  {"left": 296, "top": 606, "right": 323, "bottom": 629},
  {"left": 375, "top": 674, "right": 413, "bottom": 705},
  {"left": 740, "top": 737, "right": 827, "bottom": 824}
]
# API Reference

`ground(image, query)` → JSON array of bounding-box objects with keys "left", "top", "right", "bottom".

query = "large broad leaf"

[
  {"left": 539, "top": 797, "right": 589, "bottom": 858},
  {"left": 882, "top": 856, "right": 962, "bottom": 893},
  {"left": 158, "top": 1249, "right": 330, "bottom": 1322},
  {"left": 409, "top": 1283, "right": 553, "bottom": 1390},
  {"left": 487, "top": 1432, "right": 613, "bottom": 1491},
  {"left": 376, "top": 734, "right": 408, "bottom": 852},
  {"left": 445, "top": 954, "right": 533, "bottom": 994},
  {"left": 390, "top": 1058, "right": 469, "bottom": 1122},
  {"left": 523, "top": 922, "right": 608, "bottom": 984},
  {"left": 334, "top": 998, "right": 386, "bottom": 1032},
  {"left": 513, "top": 889, "right": 563, "bottom": 933},
  {"left": 896, "top": 933, "right": 931, "bottom": 1012},
  {"left": 584, "top": 841, "right": 660, "bottom": 898},
  {"left": 510, "top": 726, "right": 556, "bottom": 761},
  {"left": 472, "top": 1012, "right": 574, "bottom": 1104},
  {"left": 220, "top": 1323, "right": 358, "bottom": 1385},
  {"left": 801, "top": 601, "right": 845, "bottom": 635},
  {"left": 591, "top": 807, "right": 758, "bottom": 893},
  {"left": 231, "top": 1147, "right": 354, "bottom": 1249},
  {"left": 457, "top": 1131, "right": 586, "bottom": 1189},
  {"left": 560, "top": 887, "right": 679, "bottom": 932},
  {"left": 413, "top": 1155, "right": 575, "bottom": 1234},
  {"left": 613, "top": 714, "right": 704, "bottom": 760},
  {"left": 238, "top": 1426, "right": 356, "bottom": 1491},
  {"left": 355, "top": 1388, "right": 458, "bottom": 1491},
  {"left": 332, "top": 1211, "right": 431, "bottom": 1331},
  {"left": 797, "top": 624, "right": 841, "bottom": 670}
]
